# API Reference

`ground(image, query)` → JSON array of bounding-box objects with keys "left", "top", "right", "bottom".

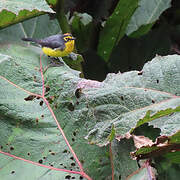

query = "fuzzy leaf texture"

[{"left": 0, "top": 0, "right": 54, "bottom": 29}]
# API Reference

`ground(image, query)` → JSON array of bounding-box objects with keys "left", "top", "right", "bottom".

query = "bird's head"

[{"left": 63, "top": 33, "right": 76, "bottom": 42}]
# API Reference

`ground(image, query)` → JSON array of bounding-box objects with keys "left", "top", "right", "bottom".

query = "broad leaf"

[
  {"left": 85, "top": 55, "right": 180, "bottom": 146},
  {"left": 126, "top": 0, "right": 171, "bottom": 36},
  {"left": 0, "top": 42, "right": 111, "bottom": 179},
  {"left": 97, "top": 0, "right": 139, "bottom": 62},
  {"left": 0, "top": 0, "right": 54, "bottom": 29}
]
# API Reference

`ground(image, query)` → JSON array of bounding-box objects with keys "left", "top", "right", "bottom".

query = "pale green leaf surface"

[
  {"left": 112, "top": 139, "right": 139, "bottom": 180},
  {"left": 0, "top": 0, "right": 54, "bottom": 29},
  {"left": 0, "top": 42, "right": 111, "bottom": 179},
  {"left": 0, "top": 14, "right": 60, "bottom": 43},
  {"left": 127, "top": 165, "right": 155, "bottom": 180},
  {"left": 85, "top": 55, "right": 180, "bottom": 146},
  {"left": 0, "top": 154, "right": 81, "bottom": 180},
  {"left": 126, "top": 0, "right": 171, "bottom": 35},
  {"left": 0, "top": 45, "right": 84, "bottom": 179}
]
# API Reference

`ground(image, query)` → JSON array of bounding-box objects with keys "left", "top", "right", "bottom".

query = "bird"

[{"left": 22, "top": 33, "right": 76, "bottom": 58}]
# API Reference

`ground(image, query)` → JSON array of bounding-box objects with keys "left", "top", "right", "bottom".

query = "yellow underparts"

[{"left": 42, "top": 40, "right": 75, "bottom": 57}]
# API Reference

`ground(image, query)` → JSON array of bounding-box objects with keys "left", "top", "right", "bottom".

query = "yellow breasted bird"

[{"left": 22, "top": 33, "right": 75, "bottom": 57}]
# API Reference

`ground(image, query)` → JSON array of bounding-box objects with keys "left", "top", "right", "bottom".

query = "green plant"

[{"left": 0, "top": 0, "right": 179, "bottom": 179}]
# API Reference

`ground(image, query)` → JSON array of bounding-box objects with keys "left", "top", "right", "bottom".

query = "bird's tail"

[{"left": 22, "top": 37, "right": 40, "bottom": 44}]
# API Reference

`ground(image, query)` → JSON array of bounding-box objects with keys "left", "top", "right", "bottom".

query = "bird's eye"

[{"left": 64, "top": 36, "right": 74, "bottom": 42}]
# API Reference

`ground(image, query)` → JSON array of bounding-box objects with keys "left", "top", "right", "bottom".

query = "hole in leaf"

[
  {"left": 157, "top": 79, "right": 159, "bottom": 83},
  {"left": 0, "top": 145, "right": 3, "bottom": 149},
  {"left": 76, "top": 101, "right": 79, "bottom": 105},
  {"left": 138, "top": 71, "right": 143, "bottom": 75},
  {"left": 73, "top": 132, "right": 76, "bottom": 136},
  {"left": 80, "top": 160, "right": 84, "bottom": 164},
  {"left": 71, "top": 162, "right": 76, "bottom": 166},
  {"left": 64, "top": 166, "right": 67, "bottom": 168},
  {"left": 36, "top": 96, "right": 40, "bottom": 100},
  {"left": 70, "top": 157, "right": 74, "bottom": 160},
  {"left": 80, "top": 176, "right": 84, "bottom": 179},
  {"left": 72, "top": 138, "right": 75, "bottom": 142},
  {"left": 10, "top": 146, "right": 14, "bottom": 151},
  {"left": 38, "top": 159, "right": 43, "bottom": 164},
  {"left": 54, "top": 104, "right": 58, "bottom": 109},
  {"left": 24, "top": 95, "right": 36, "bottom": 101},
  {"left": 152, "top": 100, "right": 155, "bottom": 103},
  {"left": 68, "top": 103, "right": 74, "bottom": 111},
  {"left": 36, "top": 118, "right": 39, "bottom": 124},
  {"left": 46, "top": 96, "right": 55, "bottom": 104},
  {"left": 11, "top": 170, "right": 15, "bottom": 174},
  {"left": 51, "top": 152, "right": 55, "bottom": 155},
  {"left": 49, "top": 150, "right": 52, "bottom": 152},
  {"left": 60, "top": 163, "right": 63, "bottom": 166},
  {"left": 45, "top": 86, "right": 50, "bottom": 93},
  {"left": 63, "top": 149, "right": 68, "bottom": 153},
  {"left": 72, "top": 177, "right": 75, "bottom": 179},
  {"left": 50, "top": 164, "right": 53, "bottom": 167},
  {"left": 39, "top": 101, "right": 44, "bottom": 106},
  {"left": 120, "top": 96, "right": 124, "bottom": 101},
  {"left": 41, "top": 115, "right": 44, "bottom": 118},
  {"left": 33, "top": 76, "right": 38, "bottom": 82},
  {"left": 65, "top": 175, "right": 71, "bottom": 179},
  {"left": 43, "top": 156, "right": 46, "bottom": 159},
  {"left": 75, "top": 88, "right": 82, "bottom": 98},
  {"left": 27, "top": 152, "right": 31, "bottom": 156}
]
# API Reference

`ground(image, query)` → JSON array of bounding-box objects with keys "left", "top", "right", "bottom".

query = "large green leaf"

[
  {"left": 85, "top": 55, "right": 180, "bottom": 146},
  {"left": 0, "top": 24, "right": 180, "bottom": 179},
  {"left": 0, "top": 0, "right": 54, "bottom": 29},
  {"left": 97, "top": 0, "right": 139, "bottom": 62},
  {"left": 0, "top": 14, "right": 60, "bottom": 43},
  {"left": 126, "top": 0, "right": 171, "bottom": 36},
  {"left": 0, "top": 42, "right": 111, "bottom": 179}
]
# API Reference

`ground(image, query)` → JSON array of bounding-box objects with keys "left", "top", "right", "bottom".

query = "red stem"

[
  {"left": 0, "top": 150, "right": 81, "bottom": 175},
  {"left": 39, "top": 56, "right": 92, "bottom": 179},
  {"left": 0, "top": 55, "right": 92, "bottom": 180}
]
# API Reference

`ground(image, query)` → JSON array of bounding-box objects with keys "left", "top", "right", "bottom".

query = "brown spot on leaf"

[
  {"left": 71, "top": 162, "right": 76, "bottom": 166},
  {"left": 68, "top": 103, "right": 74, "bottom": 111},
  {"left": 65, "top": 175, "right": 71, "bottom": 179},
  {"left": 39, "top": 101, "right": 43, "bottom": 106},
  {"left": 24, "top": 95, "right": 36, "bottom": 101},
  {"left": 38, "top": 159, "right": 43, "bottom": 164},
  {"left": 10, "top": 146, "right": 14, "bottom": 151},
  {"left": 75, "top": 88, "right": 82, "bottom": 98},
  {"left": 45, "top": 86, "right": 50, "bottom": 93}
]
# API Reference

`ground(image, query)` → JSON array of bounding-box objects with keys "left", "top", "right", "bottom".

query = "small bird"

[{"left": 22, "top": 33, "right": 76, "bottom": 58}]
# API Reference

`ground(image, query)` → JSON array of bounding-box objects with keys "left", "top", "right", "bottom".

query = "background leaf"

[
  {"left": 0, "top": 0, "right": 54, "bottom": 29},
  {"left": 97, "top": 0, "right": 139, "bottom": 62},
  {"left": 126, "top": 0, "right": 171, "bottom": 36}
]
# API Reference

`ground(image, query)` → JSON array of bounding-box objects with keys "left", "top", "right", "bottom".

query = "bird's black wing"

[{"left": 38, "top": 34, "right": 66, "bottom": 50}]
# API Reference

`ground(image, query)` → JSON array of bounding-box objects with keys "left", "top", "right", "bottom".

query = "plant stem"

[{"left": 56, "top": 0, "right": 71, "bottom": 33}]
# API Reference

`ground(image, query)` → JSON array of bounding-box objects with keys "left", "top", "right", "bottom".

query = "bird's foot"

[{"left": 68, "top": 52, "right": 78, "bottom": 61}]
